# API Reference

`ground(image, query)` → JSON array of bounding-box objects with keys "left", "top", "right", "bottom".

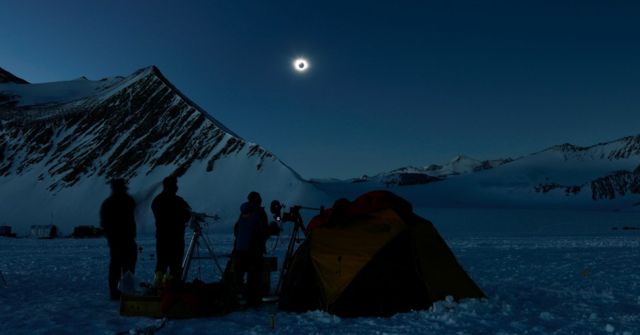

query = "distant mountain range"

[
  {"left": 317, "top": 136, "right": 640, "bottom": 211},
  {"left": 2, "top": 65, "right": 639, "bottom": 234},
  {"left": 350, "top": 155, "right": 513, "bottom": 186}
]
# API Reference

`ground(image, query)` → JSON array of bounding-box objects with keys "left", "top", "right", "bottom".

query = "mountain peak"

[
  {"left": 450, "top": 155, "right": 478, "bottom": 164},
  {"left": 131, "top": 65, "right": 242, "bottom": 139},
  {"left": 0, "top": 67, "right": 29, "bottom": 84},
  {"left": 130, "top": 65, "right": 161, "bottom": 77},
  {"left": 546, "top": 143, "right": 588, "bottom": 153}
]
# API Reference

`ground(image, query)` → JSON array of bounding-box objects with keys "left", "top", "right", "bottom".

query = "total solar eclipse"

[{"left": 293, "top": 58, "right": 309, "bottom": 72}]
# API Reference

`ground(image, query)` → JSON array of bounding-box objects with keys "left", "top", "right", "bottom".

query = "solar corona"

[{"left": 293, "top": 58, "right": 309, "bottom": 73}]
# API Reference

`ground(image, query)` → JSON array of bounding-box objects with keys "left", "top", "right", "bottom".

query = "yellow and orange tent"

[{"left": 278, "top": 191, "right": 485, "bottom": 317}]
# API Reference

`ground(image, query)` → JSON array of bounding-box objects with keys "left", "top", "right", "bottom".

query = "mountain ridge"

[
  {"left": 0, "top": 67, "right": 28, "bottom": 84},
  {"left": 317, "top": 132, "right": 640, "bottom": 210},
  {"left": 366, "top": 133, "right": 640, "bottom": 182}
]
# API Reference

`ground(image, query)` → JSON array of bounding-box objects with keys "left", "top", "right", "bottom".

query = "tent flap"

[{"left": 310, "top": 209, "right": 407, "bottom": 307}]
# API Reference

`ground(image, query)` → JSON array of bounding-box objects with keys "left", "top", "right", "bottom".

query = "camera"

[
  {"left": 269, "top": 201, "right": 304, "bottom": 237},
  {"left": 270, "top": 201, "right": 303, "bottom": 225},
  {"left": 188, "top": 212, "right": 219, "bottom": 232}
]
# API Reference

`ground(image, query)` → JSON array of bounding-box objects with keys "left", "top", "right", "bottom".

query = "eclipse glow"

[{"left": 293, "top": 58, "right": 309, "bottom": 72}]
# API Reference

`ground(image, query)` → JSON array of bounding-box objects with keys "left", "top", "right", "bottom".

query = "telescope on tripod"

[
  {"left": 180, "top": 202, "right": 323, "bottom": 298},
  {"left": 181, "top": 211, "right": 222, "bottom": 282},
  {"left": 269, "top": 200, "right": 323, "bottom": 295}
]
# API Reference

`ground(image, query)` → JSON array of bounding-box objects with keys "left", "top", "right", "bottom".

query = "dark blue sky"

[{"left": 2, "top": 1, "right": 640, "bottom": 179}]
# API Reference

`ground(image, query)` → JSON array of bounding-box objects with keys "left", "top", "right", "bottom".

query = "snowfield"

[{"left": 1, "top": 209, "right": 639, "bottom": 334}]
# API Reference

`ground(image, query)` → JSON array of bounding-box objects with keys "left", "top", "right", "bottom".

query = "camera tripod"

[
  {"left": 269, "top": 202, "right": 322, "bottom": 296},
  {"left": 181, "top": 212, "right": 223, "bottom": 282},
  {"left": 275, "top": 216, "right": 306, "bottom": 295}
]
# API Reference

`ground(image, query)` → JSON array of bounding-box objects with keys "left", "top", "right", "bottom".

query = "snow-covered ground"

[{"left": 1, "top": 209, "right": 639, "bottom": 334}]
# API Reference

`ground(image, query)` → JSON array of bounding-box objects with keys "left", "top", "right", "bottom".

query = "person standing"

[
  {"left": 151, "top": 175, "right": 191, "bottom": 286},
  {"left": 100, "top": 178, "right": 137, "bottom": 300},
  {"left": 232, "top": 191, "right": 269, "bottom": 307}
]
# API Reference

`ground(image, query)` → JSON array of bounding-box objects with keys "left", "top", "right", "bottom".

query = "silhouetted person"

[
  {"left": 232, "top": 191, "right": 269, "bottom": 307},
  {"left": 152, "top": 176, "right": 191, "bottom": 286},
  {"left": 100, "top": 178, "right": 137, "bottom": 300}
]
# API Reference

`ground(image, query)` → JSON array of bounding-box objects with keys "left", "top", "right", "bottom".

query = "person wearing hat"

[
  {"left": 232, "top": 191, "right": 269, "bottom": 307},
  {"left": 151, "top": 175, "right": 192, "bottom": 287},
  {"left": 100, "top": 178, "right": 137, "bottom": 300}
]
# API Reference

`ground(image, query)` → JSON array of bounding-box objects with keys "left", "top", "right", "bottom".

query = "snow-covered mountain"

[
  {"left": 0, "top": 66, "right": 328, "bottom": 234},
  {"left": 351, "top": 155, "right": 513, "bottom": 186},
  {"left": 317, "top": 136, "right": 640, "bottom": 211},
  {"left": 3, "top": 65, "right": 639, "bottom": 235}
]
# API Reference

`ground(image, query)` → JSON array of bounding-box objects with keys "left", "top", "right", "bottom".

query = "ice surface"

[{"left": 1, "top": 209, "right": 639, "bottom": 334}]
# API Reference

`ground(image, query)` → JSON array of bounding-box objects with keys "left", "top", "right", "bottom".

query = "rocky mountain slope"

[{"left": 0, "top": 66, "right": 328, "bottom": 234}]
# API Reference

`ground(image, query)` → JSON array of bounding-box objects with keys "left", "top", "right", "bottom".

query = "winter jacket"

[
  {"left": 100, "top": 193, "right": 136, "bottom": 241},
  {"left": 234, "top": 202, "right": 268, "bottom": 253},
  {"left": 151, "top": 191, "right": 191, "bottom": 242}
]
